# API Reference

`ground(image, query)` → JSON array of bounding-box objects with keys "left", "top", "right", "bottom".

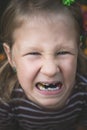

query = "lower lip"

[{"left": 35, "top": 86, "right": 63, "bottom": 96}]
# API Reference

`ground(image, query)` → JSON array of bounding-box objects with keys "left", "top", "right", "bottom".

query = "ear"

[{"left": 3, "top": 43, "right": 14, "bottom": 67}]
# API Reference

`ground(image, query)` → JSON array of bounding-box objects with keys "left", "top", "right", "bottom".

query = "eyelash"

[
  {"left": 26, "top": 52, "right": 41, "bottom": 55},
  {"left": 57, "top": 51, "right": 70, "bottom": 55}
]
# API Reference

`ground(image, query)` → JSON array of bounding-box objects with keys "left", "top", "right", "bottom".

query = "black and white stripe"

[{"left": 0, "top": 73, "right": 87, "bottom": 130}]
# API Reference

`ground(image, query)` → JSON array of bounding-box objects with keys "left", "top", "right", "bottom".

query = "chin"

[{"left": 38, "top": 100, "right": 66, "bottom": 110}]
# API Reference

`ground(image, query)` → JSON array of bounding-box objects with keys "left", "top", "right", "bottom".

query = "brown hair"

[{"left": 0, "top": 0, "right": 83, "bottom": 102}]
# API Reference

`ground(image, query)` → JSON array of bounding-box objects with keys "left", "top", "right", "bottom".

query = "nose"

[{"left": 41, "top": 58, "right": 60, "bottom": 77}]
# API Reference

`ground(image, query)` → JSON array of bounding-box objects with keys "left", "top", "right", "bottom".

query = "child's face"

[{"left": 5, "top": 15, "right": 79, "bottom": 109}]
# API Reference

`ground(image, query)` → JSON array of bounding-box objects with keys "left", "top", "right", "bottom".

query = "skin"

[{"left": 4, "top": 14, "right": 79, "bottom": 110}]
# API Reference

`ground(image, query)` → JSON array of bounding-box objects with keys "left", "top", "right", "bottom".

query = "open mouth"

[{"left": 36, "top": 82, "right": 62, "bottom": 91}]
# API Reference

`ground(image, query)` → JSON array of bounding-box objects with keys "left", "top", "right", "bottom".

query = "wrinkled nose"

[{"left": 41, "top": 59, "right": 60, "bottom": 77}]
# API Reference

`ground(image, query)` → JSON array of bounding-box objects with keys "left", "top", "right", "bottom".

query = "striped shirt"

[{"left": 0, "top": 73, "right": 87, "bottom": 130}]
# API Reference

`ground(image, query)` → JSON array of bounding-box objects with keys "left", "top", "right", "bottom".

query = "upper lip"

[{"left": 35, "top": 80, "right": 63, "bottom": 84}]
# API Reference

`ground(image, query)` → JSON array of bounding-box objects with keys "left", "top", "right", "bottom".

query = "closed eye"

[
  {"left": 25, "top": 52, "right": 41, "bottom": 56},
  {"left": 28, "top": 52, "right": 40, "bottom": 55},
  {"left": 57, "top": 51, "right": 71, "bottom": 55}
]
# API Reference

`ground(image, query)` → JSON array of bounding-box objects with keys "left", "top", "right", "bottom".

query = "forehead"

[
  {"left": 13, "top": 12, "right": 78, "bottom": 36},
  {"left": 13, "top": 13, "right": 78, "bottom": 50}
]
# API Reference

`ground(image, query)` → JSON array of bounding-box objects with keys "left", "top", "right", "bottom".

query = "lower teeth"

[{"left": 46, "top": 87, "right": 60, "bottom": 91}]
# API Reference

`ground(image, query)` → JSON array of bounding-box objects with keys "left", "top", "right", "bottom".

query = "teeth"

[
  {"left": 47, "top": 87, "right": 60, "bottom": 91},
  {"left": 39, "top": 86, "right": 46, "bottom": 90},
  {"left": 36, "top": 82, "right": 62, "bottom": 91}
]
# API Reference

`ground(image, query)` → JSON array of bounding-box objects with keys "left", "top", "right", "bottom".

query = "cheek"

[
  {"left": 64, "top": 59, "right": 77, "bottom": 72},
  {"left": 15, "top": 59, "right": 41, "bottom": 81},
  {"left": 60, "top": 57, "right": 77, "bottom": 83}
]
